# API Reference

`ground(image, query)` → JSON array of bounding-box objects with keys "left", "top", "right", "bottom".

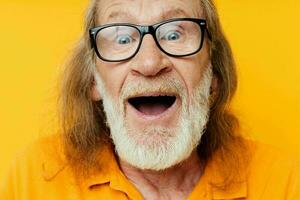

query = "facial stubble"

[{"left": 94, "top": 65, "right": 212, "bottom": 170}]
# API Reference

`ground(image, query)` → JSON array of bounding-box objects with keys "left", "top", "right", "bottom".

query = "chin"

[
  {"left": 113, "top": 98, "right": 208, "bottom": 170},
  {"left": 97, "top": 65, "right": 213, "bottom": 170}
]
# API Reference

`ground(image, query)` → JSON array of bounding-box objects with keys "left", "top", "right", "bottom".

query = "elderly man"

[{"left": 1, "top": 0, "right": 299, "bottom": 199}]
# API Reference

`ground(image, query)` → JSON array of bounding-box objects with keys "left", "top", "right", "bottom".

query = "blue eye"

[
  {"left": 116, "top": 35, "right": 132, "bottom": 44},
  {"left": 164, "top": 31, "right": 181, "bottom": 41}
]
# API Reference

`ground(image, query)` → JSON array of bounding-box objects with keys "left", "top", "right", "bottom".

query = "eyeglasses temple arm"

[{"left": 206, "top": 29, "right": 212, "bottom": 41}]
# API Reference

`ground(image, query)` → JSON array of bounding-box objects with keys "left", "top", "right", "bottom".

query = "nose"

[{"left": 130, "top": 35, "right": 172, "bottom": 77}]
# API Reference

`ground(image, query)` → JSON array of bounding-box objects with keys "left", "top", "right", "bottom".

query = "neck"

[{"left": 119, "top": 150, "right": 203, "bottom": 200}]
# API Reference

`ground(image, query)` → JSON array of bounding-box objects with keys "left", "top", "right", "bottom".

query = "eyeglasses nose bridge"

[
  {"left": 138, "top": 25, "right": 160, "bottom": 48},
  {"left": 139, "top": 25, "right": 156, "bottom": 38}
]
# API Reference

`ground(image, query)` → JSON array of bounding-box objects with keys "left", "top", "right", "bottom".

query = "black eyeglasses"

[{"left": 89, "top": 18, "right": 210, "bottom": 62}]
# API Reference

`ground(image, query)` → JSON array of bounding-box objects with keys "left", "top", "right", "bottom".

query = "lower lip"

[{"left": 127, "top": 98, "right": 180, "bottom": 121}]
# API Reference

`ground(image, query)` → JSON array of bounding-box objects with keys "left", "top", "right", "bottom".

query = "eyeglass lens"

[{"left": 96, "top": 20, "right": 202, "bottom": 61}]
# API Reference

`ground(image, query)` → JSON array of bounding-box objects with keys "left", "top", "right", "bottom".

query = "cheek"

[
  {"left": 172, "top": 55, "right": 210, "bottom": 97},
  {"left": 187, "top": 45, "right": 211, "bottom": 91},
  {"left": 96, "top": 60, "right": 129, "bottom": 98}
]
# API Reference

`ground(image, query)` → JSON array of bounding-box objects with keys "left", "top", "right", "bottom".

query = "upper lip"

[{"left": 125, "top": 92, "right": 178, "bottom": 101}]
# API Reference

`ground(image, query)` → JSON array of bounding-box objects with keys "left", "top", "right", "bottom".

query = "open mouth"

[{"left": 128, "top": 95, "right": 177, "bottom": 116}]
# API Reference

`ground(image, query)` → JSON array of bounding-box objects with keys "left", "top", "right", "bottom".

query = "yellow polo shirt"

[{"left": 1, "top": 135, "right": 299, "bottom": 200}]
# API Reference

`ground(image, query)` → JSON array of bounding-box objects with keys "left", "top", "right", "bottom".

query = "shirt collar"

[
  {"left": 41, "top": 136, "right": 66, "bottom": 181},
  {"left": 85, "top": 145, "right": 248, "bottom": 199},
  {"left": 41, "top": 139, "right": 247, "bottom": 199},
  {"left": 210, "top": 181, "right": 247, "bottom": 199},
  {"left": 205, "top": 151, "right": 248, "bottom": 199},
  {"left": 84, "top": 144, "right": 117, "bottom": 186},
  {"left": 84, "top": 144, "right": 144, "bottom": 200}
]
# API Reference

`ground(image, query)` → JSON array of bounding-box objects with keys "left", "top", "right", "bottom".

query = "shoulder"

[
  {"left": 246, "top": 140, "right": 300, "bottom": 199},
  {"left": 206, "top": 139, "right": 300, "bottom": 199},
  {"left": 0, "top": 135, "right": 119, "bottom": 200},
  {"left": 3, "top": 134, "right": 117, "bottom": 183},
  {"left": 5, "top": 134, "right": 116, "bottom": 182},
  {"left": 16, "top": 134, "right": 66, "bottom": 179},
  {"left": 0, "top": 135, "right": 71, "bottom": 199},
  {"left": 248, "top": 140, "right": 300, "bottom": 174}
]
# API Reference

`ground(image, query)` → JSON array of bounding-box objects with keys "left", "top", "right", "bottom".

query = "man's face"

[{"left": 94, "top": 0, "right": 212, "bottom": 170}]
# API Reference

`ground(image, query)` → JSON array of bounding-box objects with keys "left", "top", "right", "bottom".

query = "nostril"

[
  {"left": 160, "top": 66, "right": 172, "bottom": 74},
  {"left": 131, "top": 64, "right": 172, "bottom": 77}
]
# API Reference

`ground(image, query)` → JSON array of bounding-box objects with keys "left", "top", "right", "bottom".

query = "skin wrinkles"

[
  {"left": 95, "top": 1, "right": 210, "bottom": 104},
  {"left": 95, "top": 0, "right": 211, "bottom": 144},
  {"left": 120, "top": 150, "right": 202, "bottom": 198},
  {"left": 97, "top": 0, "right": 203, "bottom": 25},
  {"left": 94, "top": 0, "right": 212, "bottom": 199}
]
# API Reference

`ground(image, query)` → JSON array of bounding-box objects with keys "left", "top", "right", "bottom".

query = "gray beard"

[{"left": 94, "top": 65, "right": 212, "bottom": 170}]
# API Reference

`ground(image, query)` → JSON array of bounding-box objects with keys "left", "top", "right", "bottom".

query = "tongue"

[{"left": 138, "top": 103, "right": 169, "bottom": 115}]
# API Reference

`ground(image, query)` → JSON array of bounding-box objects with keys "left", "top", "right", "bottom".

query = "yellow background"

[{"left": 0, "top": 0, "right": 299, "bottom": 181}]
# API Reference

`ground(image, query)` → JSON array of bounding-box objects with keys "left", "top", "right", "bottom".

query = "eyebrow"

[{"left": 106, "top": 8, "right": 191, "bottom": 23}]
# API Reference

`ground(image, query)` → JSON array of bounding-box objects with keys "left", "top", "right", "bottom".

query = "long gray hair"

[{"left": 58, "top": 0, "right": 250, "bottom": 189}]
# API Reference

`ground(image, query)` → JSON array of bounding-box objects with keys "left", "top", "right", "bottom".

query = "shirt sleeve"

[
  {"left": 0, "top": 157, "right": 18, "bottom": 200},
  {"left": 0, "top": 146, "right": 39, "bottom": 200},
  {"left": 285, "top": 159, "right": 300, "bottom": 200}
]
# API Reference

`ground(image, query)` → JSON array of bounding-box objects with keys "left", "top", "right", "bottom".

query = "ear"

[{"left": 91, "top": 77, "right": 102, "bottom": 101}]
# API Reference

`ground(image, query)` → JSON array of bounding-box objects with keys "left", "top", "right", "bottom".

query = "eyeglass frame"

[{"left": 89, "top": 18, "right": 211, "bottom": 62}]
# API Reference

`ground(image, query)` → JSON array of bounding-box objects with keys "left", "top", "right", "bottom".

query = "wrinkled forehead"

[{"left": 96, "top": 0, "right": 204, "bottom": 25}]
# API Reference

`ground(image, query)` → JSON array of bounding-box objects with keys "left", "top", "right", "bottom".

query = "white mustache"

[
  {"left": 93, "top": 64, "right": 213, "bottom": 170},
  {"left": 120, "top": 75, "right": 186, "bottom": 102}
]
